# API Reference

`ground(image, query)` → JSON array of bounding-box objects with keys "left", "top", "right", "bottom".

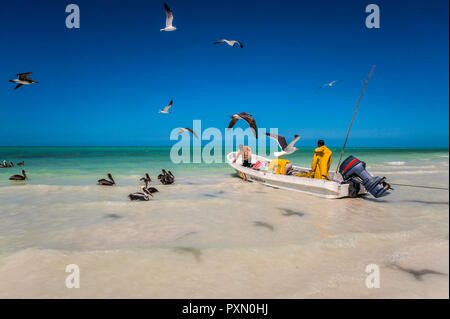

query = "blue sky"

[{"left": 0, "top": 0, "right": 448, "bottom": 147}]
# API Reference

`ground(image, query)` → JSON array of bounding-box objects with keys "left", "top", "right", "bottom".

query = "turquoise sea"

[
  {"left": 0, "top": 146, "right": 448, "bottom": 298},
  {"left": 0, "top": 146, "right": 448, "bottom": 186}
]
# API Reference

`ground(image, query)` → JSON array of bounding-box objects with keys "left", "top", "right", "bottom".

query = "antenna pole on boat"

[{"left": 334, "top": 65, "right": 375, "bottom": 176}]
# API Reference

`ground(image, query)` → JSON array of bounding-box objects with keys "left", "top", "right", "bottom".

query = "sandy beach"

[{"left": 0, "top": 147, "right": 448, "bottom": 298}]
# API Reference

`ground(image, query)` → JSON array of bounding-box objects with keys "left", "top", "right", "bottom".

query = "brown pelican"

[
  {"left": 158, "top": 169, "right": 174, "bottom": 185},
  {"left": 160, "top": 2, "right": 176, "bottom": 31},
  {"left": 159, "top": 100, "right": 173, "bottom": 114},
  {"left": 177, "top": 127, "right": 198, "bottom": 139},
  {"left": 228, "top": 112, "right": 258, "bottom": 138},
  {"left": 265, "top": 133, "right": 300, "bottom": 157},
  {"left": 9, "top": 170, "right": 27, "bottom": 181},
  {"left": 97, "top": 173, "right": 115, "bottom": 186},
  {"left": 140, "top": 173, "right": 151, "bottom": 184},
  {"left": 17, "top": 161, "right": 24, "bottom": 166},
  {"left": 214, "top": 39, "right": 244, "bottom": 48},
  {"left": 9, "top": 72, "right": 38, "bottom": 90},
  {"left": 129, "top": 186, "right": 153, "bottom": 201},
  {"left": 140, "top": 173, "right": 159, "bottom": 193}
]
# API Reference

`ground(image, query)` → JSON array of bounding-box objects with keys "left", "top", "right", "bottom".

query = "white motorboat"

[{"left": 226, "top": 152, "right": 367, "bottom": 199}]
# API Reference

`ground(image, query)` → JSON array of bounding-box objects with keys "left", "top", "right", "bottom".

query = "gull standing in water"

[
  {"left": 319, "top": 80, "right": 342, "bottom": 89},
  {"left": 160, "top": 2, "right": 176, "bottom": 31},
  {"left": 214, "top": 39, "right": 244, "bottom": 48},
  {"left": 265, "top": 133, "right": 300, "bottom": 157},
  {"left": 9, "top": 73, "right": 38, "bottom": 90},
  {"left": 159, "top": 100, "right": 173, "bottom": 113},
  {"left": 178, "top": 128, "right": 198, "bottom": 139},
  {"left": 228, "top": 112, "right": 258, "bottom": 138}
]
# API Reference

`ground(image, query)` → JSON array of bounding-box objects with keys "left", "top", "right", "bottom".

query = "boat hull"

[{"left": 226, "top": 152, "right": 366, "bottom": 199}]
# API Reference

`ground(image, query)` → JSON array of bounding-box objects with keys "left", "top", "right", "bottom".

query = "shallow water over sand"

[{"left": 0, "top": 147, "right": 448, "bottom": 298}]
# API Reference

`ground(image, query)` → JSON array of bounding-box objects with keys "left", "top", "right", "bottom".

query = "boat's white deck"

[{"left": 226, "top": 152, "right": 351, "bottom": 199}]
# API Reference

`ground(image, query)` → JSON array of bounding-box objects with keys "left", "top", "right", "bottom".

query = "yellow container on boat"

[{"left": 268, "top": 159, "right": 291, "bottom": 175}]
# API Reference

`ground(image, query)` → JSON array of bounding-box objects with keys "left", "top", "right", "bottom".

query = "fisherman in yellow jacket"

[{"left": 311, "top": 140, "right": 332, "bottom": 179}]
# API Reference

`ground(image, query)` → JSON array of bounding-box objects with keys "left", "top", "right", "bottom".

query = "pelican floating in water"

[
  {"left": 159, "top": 100, "right": 173, "bottom": 113},
  {"left": 17, "top": 161, "right": 24, "bottom": 166},
  {"left": 158, "top": 169, "right": 174, "bottom": 185},
  {"left": 9, "top": 170, "right": 27, "bottom": 181},
  {"left": 97, "top": 173, "right": 115, "bottom": 186},
  {"left": 9, "top": 72, "right": 38, "bottom": 90},
  {"left": 140, "top": 173, "right": 159, "bottom": 193},
  {"left": 129, "top": 186, "right": 153, "bottom": 201},
  {"left": 167, "top": 170, "right": 175, "bottom": 183},
  {"left": 214, "top": 39, "right": 244, "bottom": 48},
  {"left": 265, "top": 133, "right": 300, "bottom": 157},
  {"left": 228, "top": 112, "right": 258, "bottom": 138},
  {"left": 160, "top": 2, "right": 176, "bottom": 31}
]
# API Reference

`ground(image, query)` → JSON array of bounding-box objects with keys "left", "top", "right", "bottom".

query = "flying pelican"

[
  {"left": 9, "top": 170, "right": 27, "bottom": 181},
  {"left": 159, "top": 100, "right": 173, "bottom": 113},
  {"left": 265, "top": 133, "right": 300, "bottom": 157},
  {"left": 129, "top": 186, "right": 153, "bottom": 201},
  {"left": 97, "top": 173, "right": 115, "bottom": 186},
  {"left": 319, "top": 80, "right": 342, "bottom": 89},
  {"left": 228, "top": 112, "right": 258, "bottom": 138},
  {"left": 214, "top": 39, "right": 244, "bottom": 48},
  {"left": 178, "top": 127, "right": 198, "bottom": 139},
  {"left": 160, "top": 2, "right": 176, "bottom": 31},
  {"left": 9, "top": 73, "right": 38, "bottom": 90}
]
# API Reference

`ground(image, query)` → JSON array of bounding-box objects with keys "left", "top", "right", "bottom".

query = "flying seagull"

[
  {"left": 319, "top": 80, "right": 342, "bottom": 89},
  {"left": 178, "top": 127, "right": 198, "bottom": 139},
  {"left": 159, "top": 100, "right": 173, "bottom": 113},
  {"left": 265, "top": 133, "right": 300, "bottom": 157},
  {"left": 9, "top": 73, "right": 38, "bottom": 90},
  {"left": 214, "top": 39, "right": 244, "bottom": 48},
  {"left": 160, "top": 2, "right": 176, "bottom": 31},
  {"left": 228, "top": 112, "right": 258, "bottom": 138}
]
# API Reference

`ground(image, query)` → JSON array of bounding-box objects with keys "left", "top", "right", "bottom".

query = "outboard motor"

[{"left": 339, "top": 156, "right": 390, "bottom": 198}]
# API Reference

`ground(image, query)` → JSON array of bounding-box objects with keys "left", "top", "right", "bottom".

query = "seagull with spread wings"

[
  {"left": 228, "top": 112, "right": 258, "bottom": 138},
  {"left": 178, "top": 127, "right": 198, "bottom": 139},
  {"left": 319, "top": 80, "right": 342, "bottom": 89},
  {"left": 9, "top": 72, "right": 38, "bottom": 90},
  {"left": 214, "top": 39, "right": 244, "bottom": 48},
  {"left": 265, "top": 133, "right": 300, "bottom": 157},
  {"left": 159, "top": 100, "right": 173, "bottom": 113},
  {"left": 160, "top": 2, "right": 176, "bottom": 31}
]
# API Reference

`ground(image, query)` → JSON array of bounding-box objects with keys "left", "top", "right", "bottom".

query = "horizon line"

[{"left": 0, "top": 145, "right": 448, "bottom": 150}]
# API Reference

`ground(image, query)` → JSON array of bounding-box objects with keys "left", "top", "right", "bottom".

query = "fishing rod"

[
  {"left": 389, "top": 183, "right": 448, "bottom": 190},
  {"left": 334, "top": 65, "right": 375, "bottom": 176}
]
